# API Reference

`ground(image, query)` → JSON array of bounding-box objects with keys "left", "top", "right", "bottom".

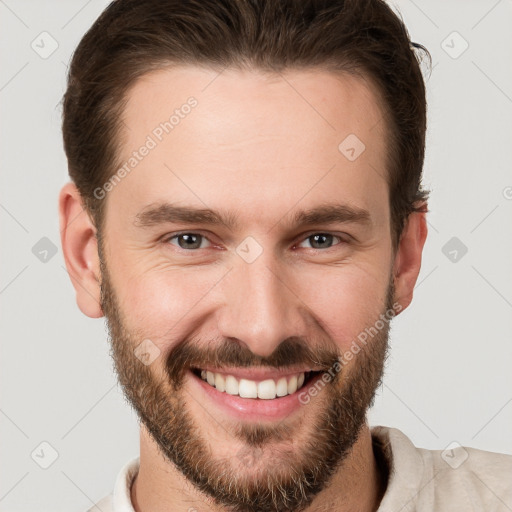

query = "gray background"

[{"left": 1, "top": 0, "right": 511, "bottom": 510}]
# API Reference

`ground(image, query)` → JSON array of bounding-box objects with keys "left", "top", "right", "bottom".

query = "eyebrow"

[{"left": 133, "top": 202, "right": 372, "bottom": 231}]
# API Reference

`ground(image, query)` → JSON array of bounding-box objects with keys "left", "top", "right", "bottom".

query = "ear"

[
  {"left": 58, "top": 182, "right": 103, "bottom": 318},
  {"left": 392, "top": 209, "right": 428, "bottom": 313}
]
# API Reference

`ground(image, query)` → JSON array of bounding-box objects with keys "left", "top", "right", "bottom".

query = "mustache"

[{"left": 165, "top": 336, "right": 341, "bottom": 388}]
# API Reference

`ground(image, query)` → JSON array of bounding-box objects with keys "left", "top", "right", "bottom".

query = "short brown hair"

[{"left": 62, "top": 0, "right": 430, "bottom": 249}]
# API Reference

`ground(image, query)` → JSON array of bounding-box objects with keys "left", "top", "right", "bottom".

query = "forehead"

[
  {"left": 109, "top": 65, "right": 389, "bottom": 228},
  {"left": 121, "top": 65, "right": 386, "bottom": 148}
]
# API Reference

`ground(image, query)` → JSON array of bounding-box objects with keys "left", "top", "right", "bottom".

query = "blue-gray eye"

[
  {"left": 298, "top": 233, "right": 342, "bottom": 249},
  {"left": 168, "top": 233, "right": 210, "bottom": 250}
]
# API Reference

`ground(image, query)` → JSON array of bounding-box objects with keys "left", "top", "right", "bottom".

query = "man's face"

[{"left": 99, "top": 67, "right": 397, "bottom": 511}]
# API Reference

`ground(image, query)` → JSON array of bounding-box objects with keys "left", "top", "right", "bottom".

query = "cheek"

[
  {"left": 114, "top": 271, "right": 202, "bottom": 343},
  {"left": 112, "top": 266, "right": 224, "bottom": 348},
  {"left": 294, "top": 264, "right": 390, "bottom": 350}
]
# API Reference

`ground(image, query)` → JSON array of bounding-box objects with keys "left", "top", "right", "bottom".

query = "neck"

[{"left": 131, "top": 423, "right": 387, "bottom": 512}]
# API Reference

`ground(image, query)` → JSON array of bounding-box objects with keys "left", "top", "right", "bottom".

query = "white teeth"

[
  {"left": 214, "top": 373, "right": 226, "bottom": 392},
  {"left": 225, "top": 375, "right": 239, "bottom": 395},
  {"left": 258, "top": 379, "right": 277, "bottom": 399},
  {"left": 198, "top": 370, "right": 309, "bottom": 399},
  {"left": 287, "top": 375, "right": 298, "bottom": 395},
  {"left": 276, "top": 377, "right": 288, "bottom": 397},
  {"left": 239, "top": 379, "right": 258, "bottom": 398}
]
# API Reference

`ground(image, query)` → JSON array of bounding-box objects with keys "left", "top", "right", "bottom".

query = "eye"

[
  {"left": 296, "top": 233, "right": 346, "bottom": 250},
  {"left": 165, "top": 232, "right": 212, "bottom": 250}
]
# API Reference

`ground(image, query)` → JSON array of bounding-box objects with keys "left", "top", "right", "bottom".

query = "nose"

[{"left": 215, "top": 253, "right": 307, "bottom": 358}]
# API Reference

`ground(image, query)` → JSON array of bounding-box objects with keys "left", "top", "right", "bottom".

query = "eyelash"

[{"left": 162, "top": 231, "right": 349, "bottom": 252}]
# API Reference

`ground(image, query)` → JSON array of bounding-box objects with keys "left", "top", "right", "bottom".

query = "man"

[{"left": 58, "top": 0, "right": 511, "bottom": 511}]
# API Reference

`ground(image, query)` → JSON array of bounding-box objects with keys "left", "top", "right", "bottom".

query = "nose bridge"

[{"left": 216, "top": 252, "right": 302, "bottom": 358}]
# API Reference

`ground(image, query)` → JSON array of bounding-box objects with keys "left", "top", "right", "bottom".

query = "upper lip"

[{"left": 193, "top": 366, "right": 321, "bottom": 381}]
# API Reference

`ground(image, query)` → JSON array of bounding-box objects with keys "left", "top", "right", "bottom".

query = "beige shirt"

[{"left": 87, "top": 426, "right": 512, "bottom": 511}]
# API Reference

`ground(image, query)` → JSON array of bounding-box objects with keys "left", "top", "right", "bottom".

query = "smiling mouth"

[{"left": 191, "top": 368, "right": 321, "bottom": 400}]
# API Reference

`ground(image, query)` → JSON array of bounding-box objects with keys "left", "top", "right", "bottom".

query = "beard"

[{"left": 98, "top": 240, "right": 394, "bottom": 512}]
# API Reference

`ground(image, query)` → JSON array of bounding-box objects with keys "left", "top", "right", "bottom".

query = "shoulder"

[
  {"left": 371, "top": 425, "right": 512, "bottom": 512},
  {"left": 426, "top": 442, "right": 512, "bottom": 510}
]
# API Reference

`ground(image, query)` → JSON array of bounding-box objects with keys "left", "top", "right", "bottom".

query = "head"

[{"left": 59, "top": 1, "right": 430, "bottom": 511}]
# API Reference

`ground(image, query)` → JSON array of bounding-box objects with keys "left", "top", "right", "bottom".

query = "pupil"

[
  {"left": 180, "top": 234, "right": 200, "bottom": 249},
  {"left": 312, "top": 234, "right": 331, "bottom": 248}
]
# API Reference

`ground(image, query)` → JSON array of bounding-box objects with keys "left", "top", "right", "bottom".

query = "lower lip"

[{"left": 187, "top": 370, "right": 321, "bottom": 422}]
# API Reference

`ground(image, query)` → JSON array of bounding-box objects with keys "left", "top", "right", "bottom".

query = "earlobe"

[
  {"left": 58, "top": 182, "right": 104, "bottom": 318},
  {"left": 392, "top": 210, "right": 428, "bottom": 313}
]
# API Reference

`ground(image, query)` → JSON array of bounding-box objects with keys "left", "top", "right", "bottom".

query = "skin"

[{"left": 59, "top": 66, "right": 427, "bottom": 512}]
